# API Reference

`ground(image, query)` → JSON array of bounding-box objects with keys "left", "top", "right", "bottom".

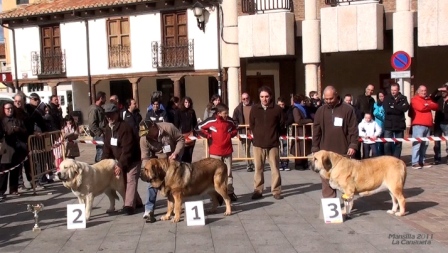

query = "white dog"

[{"left": 57, "top": 159, "right": 126, "bottom": 221}]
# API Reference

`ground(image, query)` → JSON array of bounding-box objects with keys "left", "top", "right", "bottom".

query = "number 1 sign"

[
  {"left": 321, "top": 198, "right": 343, "bottom": 224},
  {"left": 67, "top": 204, "right": 87, "bottom": 229},
  {"left": 184, "top": 201, "right": 206, "bottom": 226}
]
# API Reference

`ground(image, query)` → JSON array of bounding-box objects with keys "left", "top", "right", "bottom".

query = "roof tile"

[{"left": 0, "top": 0, "right": 155, "bottom": 19}]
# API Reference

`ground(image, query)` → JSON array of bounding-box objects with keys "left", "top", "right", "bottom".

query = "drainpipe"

[
  {"left": 216, "top": 2, "right": 223, "bottom": 99},
  {"left": 85, "top": 20, "right": 93, "bottom": 105},
  {"left": 1, "top": 23, "right": 19, "bottom": 92}
]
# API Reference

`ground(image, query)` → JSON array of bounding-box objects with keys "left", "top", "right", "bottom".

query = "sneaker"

[
  {"left": 279, "top": 166, "right": 284, "bottom": 171},
  {"left": 284, "top": 166, "right": 291, "bottom": 171},
  {"left": 251, "top": 191, "right": 263, "bottom": 200},
  {"left": 143, "top": 211, "right": 156, "bottom": 223},
  {"left": 411, "top": 164, "right": 422, "bottom": 169},
  {"left": 143, "top": 210, "right": 151, "bottom": 219},
  {"left": 246, "top": 164, "right": 254, "bottom": 172},
  {"left": 122, "top": 206, "right": 135, "bottom": 215},
  {"left": 434, "top": 160, "right": 441, "bottom": 165},
  {"left": 421, "top": 163, "right": 432, "bottom": 168},
  {"left": 229, "top": 193, "right": 238, "bottom": 202}
]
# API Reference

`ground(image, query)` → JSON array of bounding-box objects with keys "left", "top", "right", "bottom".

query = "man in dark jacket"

[
  {"left": 232, "top": 93, "right": 254, "bottom": 172},
  {"left": 249, "top": 86, "right": 284, "bottom": 200},
  {"left": 121, "top": 98, "right": 142, "bottom": 138},
  {"left": 354, "top": 84, "right": 375, "bottom": 118},
  {"left": 431, "top": 83, "right": 448, "bottom": 165},
  {"left": 312, "top": 86, "right": 359, "bottom": 199},
  {"left": 383, "top": 83, "right": 410, "bottom": 159},
  {"left": 146, "top": 98, "right": 168, "bottom": 123},
  {"left": 102, "top": 103, "right": 142, "bottom": 215},
  {"left": 48, "top": 95, "right": 63, "bottom": 131},
  {"left": 88, "top": 91, "right": 106, "bottom": 163}
]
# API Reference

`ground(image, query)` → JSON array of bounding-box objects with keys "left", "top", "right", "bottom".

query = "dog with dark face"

[
  {"left": 309, "top": 150, "right": 407, "bottom": 217},
  {"left": 140, "top": 157, "right": 231, "bottom": 222},
  {"left": 58, "top": 159, "right": 126, "bottom": 221}
]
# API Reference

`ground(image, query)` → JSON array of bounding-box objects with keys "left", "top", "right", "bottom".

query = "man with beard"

[
  {"left": 122, "top": 98, "right": 142, "bottom": 139},
  {"left": 354, "top": 84, "right": 376, "bottom": 118},
  {"left": 88, "top": 91, "right": 107, "bottom": 163},
  {"left": 48, "top": 95, "right": 63, "bottom": 131},
  {"left": 431, "top": 83, "right": 448, "bottom": 165},
  {"left": 312, "top": 86, "right": 359, "bottom": 198}
]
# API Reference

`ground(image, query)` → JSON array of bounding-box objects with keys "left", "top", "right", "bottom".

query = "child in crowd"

[
  {"left": 358, "top": 113, "right": 382, "bottom": 158},
  {"left": 197, "top": 103, "right": 238, "bottom": 201},
  {"left": 62, "top": 115, "right": 80, "bottom": 159}
]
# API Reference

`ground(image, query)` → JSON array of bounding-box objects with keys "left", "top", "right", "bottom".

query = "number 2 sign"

[
  {"left": 184, "top": 201, "right": 206, "bottom": 226},
  {"left": 67, "top": 204, "right": 87, "bottom": 229},
  {"left": 321, "top": 198, "right": 343, "bottom": 224}
]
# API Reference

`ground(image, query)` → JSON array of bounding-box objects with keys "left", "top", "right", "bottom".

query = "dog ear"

[{"left": 322, "top": 152, "right": 333, "bottom": 171}]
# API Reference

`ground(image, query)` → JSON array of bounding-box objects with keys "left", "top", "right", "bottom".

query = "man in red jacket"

[
  {"left": 409, "top": 85, "right": 438, "bottom": 169},
  {"left": 197, "top": 104, "right": 238, "bottom": 201}
]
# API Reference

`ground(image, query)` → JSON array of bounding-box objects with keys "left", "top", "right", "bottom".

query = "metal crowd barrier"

[
  {"left": 28, "top": 130, "right": 65, "bottom": 195},
  {"left": 201, "top": 123, "right": 314, "bottom": 162}
]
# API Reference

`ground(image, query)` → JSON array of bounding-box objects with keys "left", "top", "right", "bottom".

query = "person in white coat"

[{"left": 358, "top": 113, "right": 382, "bottom": 158}]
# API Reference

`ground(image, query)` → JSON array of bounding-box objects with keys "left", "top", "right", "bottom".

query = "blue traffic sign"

[{"left": 391, "top": 51, "right": 411, "bottom": 71}]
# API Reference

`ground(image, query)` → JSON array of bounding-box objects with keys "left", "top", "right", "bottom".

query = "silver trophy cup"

[{"left": 27, "top": 203, "right": 44, "bottom": 232}]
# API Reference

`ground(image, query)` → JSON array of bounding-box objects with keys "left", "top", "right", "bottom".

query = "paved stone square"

[{"left": 1, "top": 141, "right": 448, "bottom": 253}]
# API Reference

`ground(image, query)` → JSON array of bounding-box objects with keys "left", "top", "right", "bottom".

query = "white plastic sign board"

[
  {"left": 67, "top": 204, "right": 86, "bottom": 229},
  {"left": 184, "top": 201, "right": 205, "bottom": 226},
  {"left": 391, "top": 70, "right": 411, "bottom": 79},
  {"left": 321, "top": 198, "right": 343, "bottom": 224}
]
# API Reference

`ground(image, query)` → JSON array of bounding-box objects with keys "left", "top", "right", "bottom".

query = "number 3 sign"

[
  {"left": 184, "top": 201, "right": 206, "bottom": 226},
  {"left": 67, "top": 204, "right": 87, "bottom": 229},
  {"left": 321, "top": 198, "right": 343, "bottom": 224}
]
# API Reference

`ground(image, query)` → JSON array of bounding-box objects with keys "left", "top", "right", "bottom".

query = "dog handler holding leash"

[
  {"left": 311, "top": 86, "right": 359, "bottom": 199},
  {"left": 139, "top": 118, "right": 185, "bottom": 223}
]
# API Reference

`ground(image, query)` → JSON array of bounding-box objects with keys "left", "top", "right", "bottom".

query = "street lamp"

[{"left": 192, "top": 1, "right": 205, "bottom": 32}]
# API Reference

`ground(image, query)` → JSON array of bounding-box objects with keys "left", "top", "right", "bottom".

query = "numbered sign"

[
  {"left": 321, "top": 198, "right": 343, "bottom": 224},
  {"left": 184, "top": 201, "right": 205, "bottom": 226},
  {"left": 67, "top": 204, "right": 86, "bottom": 229}
]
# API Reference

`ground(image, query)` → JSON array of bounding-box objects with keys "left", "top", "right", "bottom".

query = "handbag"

[{"left": 183, "top": 131, "right": 195, "bottom": 147}]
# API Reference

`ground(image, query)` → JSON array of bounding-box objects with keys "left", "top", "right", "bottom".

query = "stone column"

[
  {"left": 128, "top": 77, "right": 140, "bottom": 106},
  {"left": 394, "top": 0, "right": 413, "bottom": 127},
  {"left": 48, "top": 82, "right": 58, "bottom": 96},
  {"left": 221, "top": 0, "right": 240, "bottom": 115},
  {"left": 170, "top": 76, "right": 182, "bottom": 98},
  {"left": 303, "top": 0, "right": 321, "bottom": 96}
]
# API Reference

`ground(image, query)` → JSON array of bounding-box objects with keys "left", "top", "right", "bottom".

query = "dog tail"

[{"left": 401, "top": 161, "right": 407, "bottom": 186}]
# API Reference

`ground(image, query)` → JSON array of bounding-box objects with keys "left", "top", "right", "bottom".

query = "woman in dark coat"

[{"left": 177, "top": 97, "right": 198, "bottom": 163}]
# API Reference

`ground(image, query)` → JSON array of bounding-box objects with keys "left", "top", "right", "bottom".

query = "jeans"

[
  {"left": 94, "top": 136, "right": 104, "bottom": 163},
  {"left": 433, "top": 123, "right": 448, "bottom": 162},
  {"left": 362, "top": 143, "right": 377, "bottom": 158},
  {"left": 145, "top": 186, "right": 158, "bottom": 212},
  {"left": 384, "top": 130, "right": 404, "bottom": 158},
  {"left": 279, "top": 139, "right": 288, "bottom": 162},
  {"left": 411, "top": 125, "right": 430, "bottom": 165},
  {"left": 376, "top": 132, "right": 385, "bottom": 156}
]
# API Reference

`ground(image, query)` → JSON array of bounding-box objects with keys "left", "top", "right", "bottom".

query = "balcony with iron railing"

[
  {"left": 151, "top": 40, "right": 194, "bottom": 70},
  {"left": 325, "top": 0, "right": 381, "bottom": 6},
  {"left": 108, "top": 45, "right": 131, "bottom": 68},
  {"left": 31, "top": 49, "right": 66, "bottom": 78},
  {"left": 242, "top": 0, "right": 291, "bottom": 15}
]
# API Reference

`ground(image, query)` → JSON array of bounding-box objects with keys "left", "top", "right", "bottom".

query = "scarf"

[{"left": 294, "top": 103, "right": 308, "bottom": 118}]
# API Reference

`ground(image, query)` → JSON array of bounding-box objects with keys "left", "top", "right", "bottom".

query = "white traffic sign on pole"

[{"left": 391, "top": 71, "right": 411, "bottom": 79}]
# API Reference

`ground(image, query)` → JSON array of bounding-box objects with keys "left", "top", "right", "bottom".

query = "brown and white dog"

[
  {"left": 140, "top": 157, "right": 232, "bottom": 223},
  {"left": 309, "top": 150, "right": 407, "bottom": 217}
]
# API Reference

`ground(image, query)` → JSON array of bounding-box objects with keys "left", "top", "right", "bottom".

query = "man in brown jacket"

[
  {"left": 139, "top": 119, "right": 185, "bottom": 222},
  {"left": 102, "top": 104, "right": 142, "bottom": 215},
  {"left": 249, "top": 86, "right": 284, "bottom": 200},
  {"left": 311, "top": 86, "right": 359, "bottom": 198}
]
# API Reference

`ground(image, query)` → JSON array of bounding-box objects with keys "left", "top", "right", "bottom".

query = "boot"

[{"left": 145, "top": 211, "right": 156, "bottom": 223}]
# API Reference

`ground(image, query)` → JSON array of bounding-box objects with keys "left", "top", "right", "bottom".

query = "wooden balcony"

[
  {"left": 31, "top": 49, "right": 66, "bottom": 79},
  {"left": 151, "top": 40, "right": 194, "bottom": 71}
]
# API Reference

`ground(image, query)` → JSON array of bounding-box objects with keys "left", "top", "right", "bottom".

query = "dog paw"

[
  {"left": 394, "top": 212, "right": 404, "bottom": 217},
  {"left": 387, "top": 210, "right": 396, "bottom": 214},
  {"left": 171, "top": 216, "right": 180, "bottom": 223},
  {"left": 161, "top": 215, "right": 171, "bottom": 221},
  {"left": 106, "top": 208, "right": 115, "bottom": 213},
  {"left": 224, "top": 211, "right": 231, "bottom": 216}
]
